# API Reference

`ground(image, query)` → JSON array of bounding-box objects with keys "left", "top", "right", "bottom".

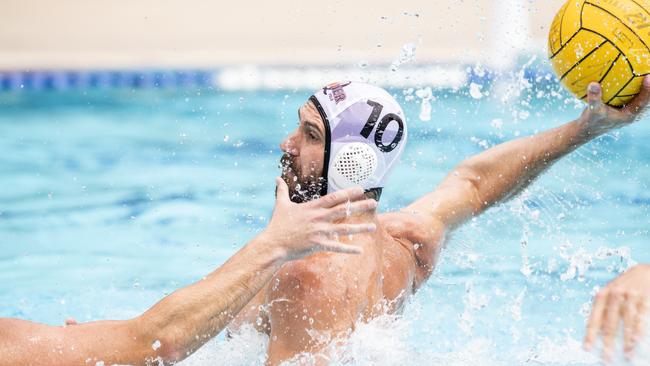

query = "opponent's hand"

[
  {"left": 578, "top": 76, "right": 650, "bottom": 136},
  {"left": 263, "top": 177, "right": 377, "bottom": 260},
  {"left": 584, "top": 264, "right": 650, "bottom": 362}
]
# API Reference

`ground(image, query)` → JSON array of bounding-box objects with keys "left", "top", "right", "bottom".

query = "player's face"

[{"left": 279, "top": 100, "right": 326, "bottom": 203}]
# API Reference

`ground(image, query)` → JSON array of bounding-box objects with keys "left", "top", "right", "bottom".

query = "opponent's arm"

[
  {"left": 0, "top": 179, "right": 377, "bottom": 366},
  {"left": 407, "top": 78, "right": 650, "bottom": 230}
]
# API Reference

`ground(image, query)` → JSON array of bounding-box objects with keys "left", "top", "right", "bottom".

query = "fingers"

[
  {"left": 313, "top": 187, "right": 365, "bottom": 208},
  {"left": 623, "top": 295, "right": 638, "bottom": 358},
  {"left": 623, "top": 75, "right": 650, "bottom": 116},
  {"left": 601, "top": 290, "right": 624, "bottom": 362},
  {"left": 634, "top": 297, "right": 648, "bottom": 349},
  {"left": 325, "top": 223, "right": 376, "bottom": 236},
  {"left": 323, "top": 199, "right": 378, "bottom": 221},
  {"left": 585, "top": 291, "right": 607, "bottom": 350},
  {"left": 587, "top": 82, "right": 604, "bottom": 111},
  {"left": 314, "top": 238, "right": 363, "bottom": 255},
  {"left": 275, "top": 177, "right": 290, "bottom": 204}
]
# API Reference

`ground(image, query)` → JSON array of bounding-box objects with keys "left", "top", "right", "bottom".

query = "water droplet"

[{"left": 469, "top": 82, "right": 483, "bottom": 99}]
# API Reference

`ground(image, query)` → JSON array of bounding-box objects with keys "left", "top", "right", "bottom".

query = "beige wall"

[{"left": 0, "top": 0, "right": 566, "bottom": 69}]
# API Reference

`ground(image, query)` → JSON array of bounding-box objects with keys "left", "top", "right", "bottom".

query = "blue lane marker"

[{"left": 0, "top": 67, "right": 557, "bottom": 92}]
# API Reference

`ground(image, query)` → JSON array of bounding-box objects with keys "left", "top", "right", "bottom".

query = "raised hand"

[
  {"left": 578, "top": 76, "right": 650, "bottom": 136},
  {"left": 584, "top": 264, "right": 650, "bottom": 362},
  {"left": 264, "top": 177, "right": 377, "bottom": 260}
]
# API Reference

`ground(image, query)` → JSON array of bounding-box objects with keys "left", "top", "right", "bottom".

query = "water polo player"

[{"left": 230, "top": 79, "right": 650, "bottom": 365}]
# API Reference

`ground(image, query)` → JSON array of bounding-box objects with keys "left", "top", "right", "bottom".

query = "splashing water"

[
  {"left": 3, "top": 56, "right": 650, "bottom": 366},
  {"left": 415, "top": 87, "right": 433, "bottom": 121},
  {"left": 469, "top": 83, "right": 484, "bottom": 99},
  {"left": 180, "top": 324, "right": 268, "bottom": 366},
  {"left": 177, "top": 309, "right": 650, "bottom": 365},
  {"left": 390, "top": 42, "right": 417, "bottom": 72}
]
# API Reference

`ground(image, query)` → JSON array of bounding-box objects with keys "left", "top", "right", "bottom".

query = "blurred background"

[
  {"left": 1, "top": 0, "right": 565, "bottom": 89},
  {"left": 2, "top": 0, "right": 563, "bottom": 67}
]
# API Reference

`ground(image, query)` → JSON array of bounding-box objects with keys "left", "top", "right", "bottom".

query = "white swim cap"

[{"left": 310, "top": 81, "right": 407, "bottom": 199}]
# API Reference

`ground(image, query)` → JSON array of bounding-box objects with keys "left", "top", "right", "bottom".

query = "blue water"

[{"left": 1, "top": 67, "right": 650, "bottom": 365}]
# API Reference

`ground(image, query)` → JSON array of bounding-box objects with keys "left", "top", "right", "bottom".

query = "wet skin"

[
  {"left": 231, "top": 80, "right": 650, "bottom": 365},
  {"left": 232, "top": 100, "right": 442, "bottom": 365}
]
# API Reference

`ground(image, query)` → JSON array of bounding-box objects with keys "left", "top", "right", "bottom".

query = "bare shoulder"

[
  {"left": 378, "top": 210, "right": 446, "bottom": 286},
  {"left": 378, "top": 210, "right": 445, "bottom": 248}
]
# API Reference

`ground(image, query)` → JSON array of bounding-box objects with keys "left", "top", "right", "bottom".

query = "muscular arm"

[
  {"left": 408, "top": 79, "right": 650, "bottom": 231},
  {"left": 0, "top": 237, "right": 286, "bottom": 366},
  {"left": 0, "top": 180, "right": 377, "bottom": 366},
  {"left": 408, "top": 113, "right": 591, "bottom": 230}
]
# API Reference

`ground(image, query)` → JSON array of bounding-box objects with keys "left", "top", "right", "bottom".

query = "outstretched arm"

[
  {"left": 407, "top": 78, "right": 650, "bottom": 231},
  {"left": 0, "top": 179, "right": 377, "bottom": 366}
]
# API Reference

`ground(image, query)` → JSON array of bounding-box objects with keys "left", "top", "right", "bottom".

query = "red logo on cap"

[{"left": 322, "top": 81, "right": 351, "bottom": 104}]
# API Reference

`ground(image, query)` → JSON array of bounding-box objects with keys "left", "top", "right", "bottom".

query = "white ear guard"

[
  {"left": 310, "top": 81, "right": 407, "bottom": 198},
  {"left": 330, "top": 142, "right": 378, "bottom": 189}
]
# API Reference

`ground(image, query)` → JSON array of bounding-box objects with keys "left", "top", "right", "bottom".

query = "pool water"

[{"left": 1, "top": 64, "right": 650, "bottom": 365}]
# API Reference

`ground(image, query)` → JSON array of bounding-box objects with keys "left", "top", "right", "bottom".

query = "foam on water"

[
  {"left": 179, "top": 305, "right": 650, "bottom": 366},
  {"left": 180, "top": 324, "right": 268, "bottom": 366},
  {"left": 180, "top": 313, "right": 498, "bottom": 366}
]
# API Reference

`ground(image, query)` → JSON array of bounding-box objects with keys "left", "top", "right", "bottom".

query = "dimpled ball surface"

[{"left": 549, "top": 0, "right": 650, "bottom": 106}]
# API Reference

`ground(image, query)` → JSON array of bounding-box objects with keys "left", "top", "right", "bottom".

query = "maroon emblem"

[{"left": 322, "top": 81, "right": 351, "bottom": 104}]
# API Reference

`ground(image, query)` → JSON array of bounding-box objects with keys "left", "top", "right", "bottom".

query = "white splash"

[
  {"left": 469, "top": 82, "right": 484, "bottom": 99},
  {"left": 490, "top": 118, "right": 503, "bottom": 129},
  {"left": 509, "top": 288, "right": 526, "bottom": 322},
  {"left": 175, "top": 310, "right": 650, "bottom": 366},
  {"left": 558, "top": 243, "right": 635, "bottom": 282},
  {"left": 493, "top": 54, "right": 536, "bottom": 106},
  {"left": 390, "top": 42, "right": 417, "bottom": 72},
  {"left": 179, "top": 324, "right": 268, "bottom": 366},
  {"left": 415, "top": 87, "right": 433, "bottom": 121},
  {"left": 490, "top": 0, "right": 530, "bottom": 69},
  {"left": 517, "top": 336, "right": 598, "bottom": 364}
]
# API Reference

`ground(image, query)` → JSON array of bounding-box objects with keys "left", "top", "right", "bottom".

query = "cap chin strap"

[
  {"left": 365, "top": 187, "right": 382, "bottom": 202},
  {"left": 309, "top": 95, "right": 331, "bottom": 197}
]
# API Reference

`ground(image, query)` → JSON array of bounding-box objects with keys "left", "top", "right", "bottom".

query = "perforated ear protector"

[
  {"left": 309, "top": 81, "right": 407, "bottom": 198},
  {"left": 330, "top": 143, "right": 378, "bottom": 189}
]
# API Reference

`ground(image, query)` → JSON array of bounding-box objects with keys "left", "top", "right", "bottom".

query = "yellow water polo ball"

[{"left": 549, "top": 0, "right": 650, "bottom": 106}]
